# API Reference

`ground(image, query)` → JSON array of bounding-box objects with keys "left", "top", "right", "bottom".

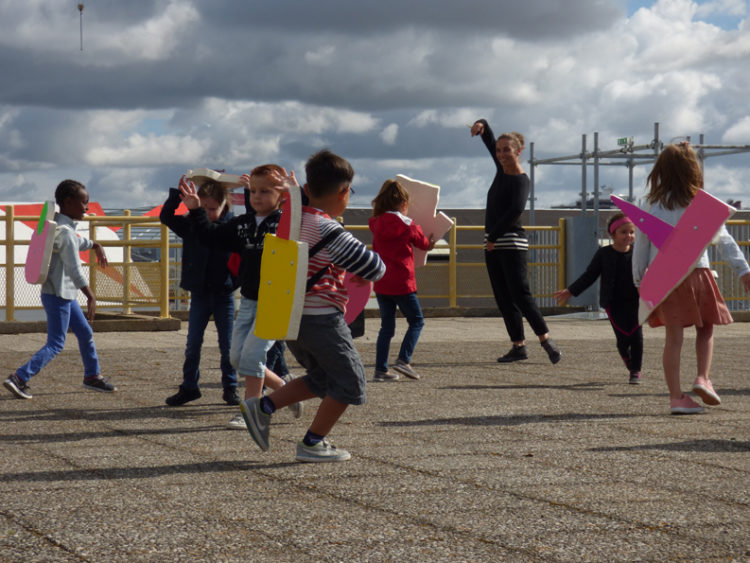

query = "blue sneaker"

[{"left": 239, "top": 397, "right": 270, "bottom": 451}]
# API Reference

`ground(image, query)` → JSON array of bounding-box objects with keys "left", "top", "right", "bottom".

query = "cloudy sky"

[{"left": 1, "top": 0, "right": 750, "bottom": 212}]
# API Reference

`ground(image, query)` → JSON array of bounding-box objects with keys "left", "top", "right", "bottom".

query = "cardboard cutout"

[
  {"left": 25, "top": 201, "right": 57, "bottom": 284},
  {"left": 611, "top": 192, "right": 735, "bottom": 324},
  {"left": 344, "top": 272, "right": 371, "bottom": 325},
  {"left": 254, "top": 186, "right": 308, "bottom": 340},
  {"left": 394, "top": 174, "right": 454, "bottom": 267},
  {"left": 185, "top": 168, "right": 243, "bottom": 189}
]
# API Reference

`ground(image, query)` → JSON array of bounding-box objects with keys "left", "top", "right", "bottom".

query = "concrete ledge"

[{"left": 0, "top": 311, "right": 181, "bottom": 334}]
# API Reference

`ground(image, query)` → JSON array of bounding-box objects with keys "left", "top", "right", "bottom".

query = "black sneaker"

[
  {"left": 497, "top": 345, "right": 528, "bottom": 363},
  {"left": 223, "top": 388, "right": 240, "bottom": 406},
  {"left": 165, "top": 386, "right": 201, "bottom": 406},
  {"left": 82, "top": 375, "right": 117, "bottom": 393},
  {"left": 4, "top": 373, "right": 32, "bottom": 399},
  {"left": 541, "top": 338, "right": 562, "bottom": 364}
]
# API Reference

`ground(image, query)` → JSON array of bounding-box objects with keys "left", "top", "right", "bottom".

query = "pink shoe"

[
  {"left": 692, "top": 377, "right": 721, "bottom": 406},
  {"left": 670, "top": 394, "right": 704, "bottom": 415}
]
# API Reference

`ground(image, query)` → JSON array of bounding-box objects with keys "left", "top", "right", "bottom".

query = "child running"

[
  {"left": 178, "top": 165, "right": 301, "bottom": 427},
  {"left": 4, "top": 180, "right": 115, "bottom": 399},
  {"left": 554, "top": 212, "right": 643, "bottom": 384},
  {"left": 369, "top": 179, "right": 435, "bottom": 381},
  {"left": 634, "top": 143, "right": 750, "bottom": 414},
  {"left": 240, "top": 149, "right": 386, "bottom": 463},
  {"left": 160, "top": 180, "right": 240, "bottom": 406}
]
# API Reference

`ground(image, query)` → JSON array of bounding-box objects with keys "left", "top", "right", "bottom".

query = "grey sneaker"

[
  {"left": 226, "top": 412, "right": 246, "bottom": 429},
  {"left": 392, "top": 360, "right": 421, "bottom": 380},
  {"left": 295, "top": 439, "right": 351, "bottom": 463},
  {"left": 4, "top": 373, "right": 32, "bottom": 400},
  {"left": 82, "top": 375, "right": 117, "bottom": 392},
  {"left": 373, "top": 370, "right": 399, "bottom": 382},
  {"left": 239, "top": 397, "right": 270, "bottom": 451}
]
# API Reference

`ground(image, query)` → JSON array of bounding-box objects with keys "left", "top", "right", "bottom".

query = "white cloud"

[
  {"left": 1, "top": 1, "right": 750, "bottom": 210},
  {"left": 723, "top": 116, "right": 750, "bottom": 143},
  {"left": 380, "top": 123, "right": 399, "bottom": 145},
  {"left": 92, "top": 1, "right": 201, "bottom": 61},
  {"left": 87, "top": 133, "right": 209, "bottom": 166},
  {"left": 695, "top": 0, "right": 747, "bottom": 18}
]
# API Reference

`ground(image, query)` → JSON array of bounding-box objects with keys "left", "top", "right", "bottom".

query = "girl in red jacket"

[{"left": 369, "top": 179, "right": 435, "bottom": 381}]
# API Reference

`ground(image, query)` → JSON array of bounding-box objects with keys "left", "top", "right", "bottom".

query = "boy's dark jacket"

[
  {"left": 159, "top": 188, "right": 237, "bottom": 295},
  {"left": 187, "top": 193, "right": 281, "bottom": 301},
  {"left": 568, "top": 245, "right": 638, "bottom": 309}
]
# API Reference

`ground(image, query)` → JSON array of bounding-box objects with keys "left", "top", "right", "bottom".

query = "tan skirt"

[{"left": 648, "top": 268, "right": 733, "bottom": 328}]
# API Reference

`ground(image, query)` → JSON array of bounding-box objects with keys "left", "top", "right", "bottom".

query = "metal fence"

[{"left": 2, "top": 205, "right": 749, "bottom": 320}]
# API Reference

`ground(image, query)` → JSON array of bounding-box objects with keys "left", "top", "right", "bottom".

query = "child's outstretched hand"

[
  {"left": 92, "top": 242, "right": 108, "bottom": 268},
  {"left": 240, "top": 173, "right": 252, "bottom": 191},
  {"left": 427, "top": 234, "right": 436, "bottom": 251},
  {"left": 267, "top": 168, "right": 298, "bottom": 192},
  {"left": 178, "top": 175, "right": 201, "bottom": 210},
  {"left": 553, "top": 288, "right": 572, "bottom": 305}
]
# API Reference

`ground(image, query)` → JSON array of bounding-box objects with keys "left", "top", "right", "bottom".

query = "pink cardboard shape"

[
  {"left": 25, "top": 201, "right": 56, "bottom": 285},
  {"left": 610, "top": 196, "right": 673, "bottom": 249},
  {"left": 620, "top": 191, "right": 735, "bottom": 324},
  {"left": 343, "top": 272, "right": 372, "bottom": 325}
]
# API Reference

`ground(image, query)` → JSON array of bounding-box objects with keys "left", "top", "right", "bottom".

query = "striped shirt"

[{"left": 301, "top": 207, "right": 385, "bottom": 315}]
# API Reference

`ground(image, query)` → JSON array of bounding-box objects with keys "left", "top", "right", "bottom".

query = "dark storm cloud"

[
  {"left": 202, "top": 0, "right": 622, "bottom": 38},
  {"left": 0, "top": 1, "right": 623, "bottom": 112}
]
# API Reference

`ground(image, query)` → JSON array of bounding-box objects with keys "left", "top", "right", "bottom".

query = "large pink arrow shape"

[{"left": 611, "top": 191, "right": 736, "bottom": 324}]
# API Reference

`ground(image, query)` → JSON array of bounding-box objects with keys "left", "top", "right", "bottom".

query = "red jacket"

[{"left": 369, "top": 211, "right": 431, "bottom": 295}]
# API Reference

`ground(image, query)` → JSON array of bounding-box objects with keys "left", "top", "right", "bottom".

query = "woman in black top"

[{"left": 471, "top": 119, "right": 561, "bottom": 364}]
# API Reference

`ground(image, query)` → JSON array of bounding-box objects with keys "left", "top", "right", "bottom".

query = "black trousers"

[
  {"left": 606, "top": 303, "right": 643, "bottom": 372},
  {"left": 485, "top": 248, "right": 549, "bottom": 343}
]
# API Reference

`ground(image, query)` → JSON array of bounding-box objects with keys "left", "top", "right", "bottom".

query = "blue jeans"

[
  {"left": 375, "top": 292, "right": 424, "bottom": 373},
  {"left": 16, "top": 292, "right": 100, "bottom": 382},
  {"left": 182, "top": 291, "right": 237, "bottom": 391},
  {"left": 230, "top": 297, "right": 274, "bottom": 378}
]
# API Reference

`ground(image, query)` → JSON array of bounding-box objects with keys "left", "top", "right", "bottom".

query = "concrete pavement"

[{"left": 1, "top": 316, "right": 749, "bottom": 562}]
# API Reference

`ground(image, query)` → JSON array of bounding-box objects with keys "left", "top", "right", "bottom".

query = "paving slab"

[{"left": 1, "top": 316, "right": 749, "bottom": 562}]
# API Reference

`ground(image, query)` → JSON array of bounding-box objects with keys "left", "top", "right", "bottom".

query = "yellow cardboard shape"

[{"left": 254, "top": 234, "right": 309, "bottom": 340}]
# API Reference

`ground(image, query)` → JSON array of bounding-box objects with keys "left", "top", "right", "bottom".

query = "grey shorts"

[{"left": 287, "top": 313, "right": 366, "bottom": 405}]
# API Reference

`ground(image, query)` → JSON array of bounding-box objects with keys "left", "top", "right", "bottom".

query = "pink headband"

[{"left": 609, "top": 216, "right": 634, "bottom": 235}]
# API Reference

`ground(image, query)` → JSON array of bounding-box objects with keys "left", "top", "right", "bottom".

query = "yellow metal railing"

[
  {"left": 1, "top": 211, "right": 174, "bottom": 320},
  {"left": 3, "top": 205, "right": 749, "bottom": 321}
]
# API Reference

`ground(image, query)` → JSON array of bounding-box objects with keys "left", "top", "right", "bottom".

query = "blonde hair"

[
  {"left": 497, "top": 131, "right": 525, "bottom": 152},
  {"left": 646, "top": 143, "right": 702, "bottom": 209},
  {"left": 371, "top": 179, "right": 410, "bottom": 217}
]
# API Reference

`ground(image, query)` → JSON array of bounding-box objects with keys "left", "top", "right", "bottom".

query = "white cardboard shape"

[{"left": 395, "top": 174, "right": 454, "bottom": 267}]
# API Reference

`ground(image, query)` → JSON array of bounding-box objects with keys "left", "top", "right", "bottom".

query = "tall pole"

[
  {"left": 529, "top": 142, "right": 535, "bottom": 226},
  {"left": 580, "top": 134, "right": 588, "bottom": 213},
  {"left": 593, "top": 131, "right": 600, "bottom": 237},
  {"left": 78, "top": 4, "right": 84, "bottom": 51}
]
